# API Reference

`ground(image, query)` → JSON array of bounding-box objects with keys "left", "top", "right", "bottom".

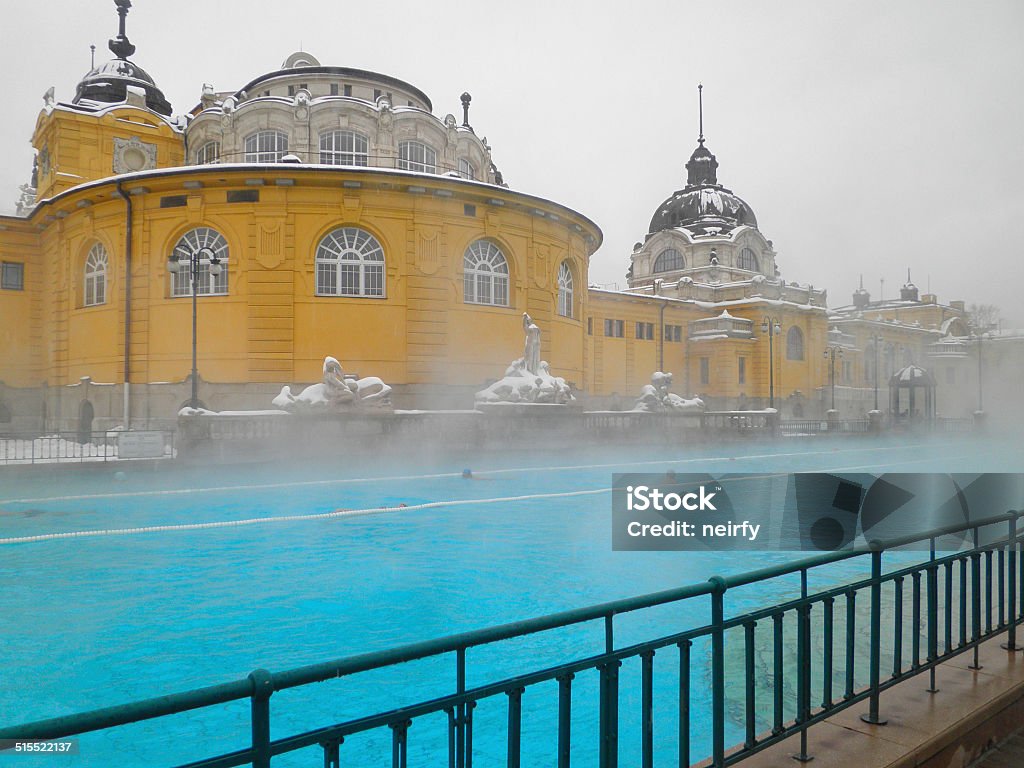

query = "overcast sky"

[{"left": 1, "top": 1, "right": 1021, "bottom": 325}]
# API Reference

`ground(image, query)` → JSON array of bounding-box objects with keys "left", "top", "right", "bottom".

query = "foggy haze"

[{"left": 0, "top": 0, "right": 1021, "bottom": 325}]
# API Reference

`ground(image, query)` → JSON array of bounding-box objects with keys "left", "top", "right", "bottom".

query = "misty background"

[{"left": 1, "top": 0, "right": 1021, "bottom": 325}]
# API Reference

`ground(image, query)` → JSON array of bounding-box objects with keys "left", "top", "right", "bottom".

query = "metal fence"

[
  {"left": 780, "top": 419, "right": 874, "bottom": 435},
  {"left": 0, "top": 431, "right": 175, "bottom": 465},
  {"left": 1, "top": 510, "right": 1021, "bottom": 767}
]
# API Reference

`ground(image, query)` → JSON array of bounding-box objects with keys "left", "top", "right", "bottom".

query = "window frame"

[
  {"left": 195, "top": 141, "right": 221, "bottom": 165},
  {"left": 463, "top": 240, "right": 510, "bottom": 307},
  {"left": 244, "top": 130, "right": 289, "bottom": 163},
  {"left": 699, "top": 357, "right": 710, "bottom": 386},
  {"left": 398, "top": 141, "right": 437, "bottom": 174},
  {"left": 319, "top": 130, "right": 369, "bottom": 166},
  {"left": 604, "top": 319, "right": 624, "bottom": 338},
  {"left": 83, "top": 242, "right": 108, "bottom": 307},
  {"left": 786, "top": 326, "right": 805, "bottom": 361},
  {"left": 457, "top": 157, "right": 476, "bottom": 180},
  {"left": 315, "top": 227, "right": 386, "bottom": 298},
  {"left": 737, "top": 247, "right": 759, "bottom": 271},
  {"left": 557, "top": 261, "right": 574, "bottom": 318},
  {"left": 653, "top": 248, "right": 684, "bottom": 273},
  {"left": 170, "top": 228, "right": 230, "bottom": 297},
  {"left": 1, "top": 261, "right": 24, "bottom": 291}
]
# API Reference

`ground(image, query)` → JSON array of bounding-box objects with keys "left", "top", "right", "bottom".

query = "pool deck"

[{"left": 716, "top": 635, "right": 1024, "bottom": 768}]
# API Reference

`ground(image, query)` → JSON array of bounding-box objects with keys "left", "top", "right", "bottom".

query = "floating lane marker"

[
  {"left": 0, "top": 443, "right": 931, "bottom": 506},
  {"left": 0, "top": 451, "right": 970, "bottom": 547}
]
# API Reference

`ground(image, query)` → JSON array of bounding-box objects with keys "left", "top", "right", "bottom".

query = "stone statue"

[
  {"left": 633, "top": 372, "right": 704, "bottom": 413},
  {"left": 273, "top": 356, "right": 392, "bottom": 411},
  {"left": 523, "top": 313, "right": 541, "bottom": 375},
  {"left": 475, "top": 315, "right": 573, "bottom": 405}
]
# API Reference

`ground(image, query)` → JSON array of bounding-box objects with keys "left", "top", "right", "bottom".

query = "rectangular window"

[
  {"left": 344, "top": 84, "right": 352, "bottom": 97},
  {"left": 160, "top": 195, "right": 187, "bottom": 208},
  {"left": 373, "top": 88, "right": 382, "bottom": 101},
  {"left": 664, "top": 324, "right": 682, "bottom": 342},
  {"left": 635, "top": 322, "right": 653, "bottom": 340},
  {"left": 288, "top": 85, "right": 295, "bottom": 97},
  {"left": 1, "top": 262, "right": 24, "bottom": 291},
  {"left": 604, "top": 319, "right": 624, "bottom": 338},
  {"left": 330, "top": 83, "right": 339, "bottom": 96},
  {"left": 587, "top": 317, "right": 593, "bottom": 336},
  {"left": 738, "top": 357, "right": 746, "bottom": 385},
  {"left": 700, "top": 357, "right": 710, "bottom": 386},
  {"left": 227, "top": 189, "right": 260, "bottom": 203}
]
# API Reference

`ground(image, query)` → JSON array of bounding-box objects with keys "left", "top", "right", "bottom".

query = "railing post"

[
  {"left": 860, "top": 545, "right": 888, "bottom": 725},
  {"left": 970, "top": 527, "right": 984, "bottom": 670},
  {"left": 926, "top": 538, "right": 939, "bottom": 693},
  {"left": 249, "top": 668, "right": 274, "bottom": 768},
  {"left": 556, "top": 672, "right": 574, "bottom": 768},
  {"left": 793, "top": 569, "right": 813, "bottom": 762},
  {"left": 709, "top": 575, "right": 727, "bottom": 767},
  {"left": 1002, "top": 513, "right": 1023, "bottom": 651}
]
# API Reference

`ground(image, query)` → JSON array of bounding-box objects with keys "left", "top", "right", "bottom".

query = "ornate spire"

[
  {"left": 698, "top": 83, "right": 704, "bottom": 146},
  {"left": 685, "top": 84, "right": 718, "bottom": 186},
  {"left": 108, "top": 0, "right": 136, "bottom": 60}
]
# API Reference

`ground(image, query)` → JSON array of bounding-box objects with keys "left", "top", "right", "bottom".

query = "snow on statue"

[
  {"left": 476, "top": 313, "right": 574, "bottom": 405},
  {"left": 272, "top": 357, "right": 392, "bottom": 411},
  {"left": 633, "top": 372, "right": 704, "bottom": 413}
]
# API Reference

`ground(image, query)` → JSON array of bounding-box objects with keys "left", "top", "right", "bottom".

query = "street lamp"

[
  {"left": 973, "top": 331, "right": 989, "bottom": 413},
  {"left": 868, "top": 333, "right": 882, "bottom": 412},
  {"left": 167, "top": 246, "right": 222, "bottom": 408},
  {"left": 760, "top": 316, "right": 781, "bottom": 409},
  {"left": 824, "top": 343, "right": 844, "bottom": 411}
]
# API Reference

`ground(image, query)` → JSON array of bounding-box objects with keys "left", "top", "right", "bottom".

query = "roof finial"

[
  {"left": 859, "top": 274, "right": 864, "bottom": 289},
  {"left": 90, "top": 44, "right": 96, "bottom": 69},
  {"left": 698, "top": 83, "right": 704, "bottom": 146},
  {"left": 907, "top": 267, "right": 912, "bottom": 283},
  {"left": 109, "top": 0, "right": 136, "bottom": 60}
]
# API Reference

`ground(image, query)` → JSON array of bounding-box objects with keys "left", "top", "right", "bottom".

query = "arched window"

[
  {"left": 315, "top": 227, "right": 385, "bottom": 297},
  {"left": 653, "top": 248, "right": 684, "bottom": 273},
  {"left": 171, "top": 228, "right": 229, "bottom": 296},
  {"left": 319, "top": 130, "right": 369, "bottom": 166},
  {"left": 398, "top": 141, "right": 436, "bottom": 173},
  {"left": 195, "top": 141, "right": 220, "bottom": 165},
  {"left": 84, "top": 243, "right": 108, "bottom": 307},
  {"left": 463, "top": 241, "right": 509, "bottom": 306},
  {"left": 738, "top": 247, "right": 759, "bottom": 271},
  {"left": 457, "top": 158, "right": 476, "bottom": 180},
  {"left": 244, "top": 130, "right": 288, "bottom": 163},
  {"left": 786, "top": 326, "right": 804, "bottom": 360},
  {"left": 557, "top": 260, "right": 574, "bottom": 318}
]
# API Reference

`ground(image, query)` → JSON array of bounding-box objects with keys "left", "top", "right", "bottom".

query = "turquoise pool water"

[{"left": 0, "top": 436, "right": 1017, "bottom": 766}]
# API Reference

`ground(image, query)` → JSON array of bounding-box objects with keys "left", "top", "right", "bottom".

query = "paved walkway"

[{"left": 726, "top": 635, "right": 1024, "bottom": 768}]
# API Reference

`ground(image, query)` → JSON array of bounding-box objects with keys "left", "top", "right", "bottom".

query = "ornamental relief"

[{"left": 112, "top": 136, "right": 157, "bottom": 174}]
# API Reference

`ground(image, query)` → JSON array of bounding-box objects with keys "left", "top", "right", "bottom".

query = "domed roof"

[
  {"left": 74, "top": 58, "right": 171, "bottom": 115},
  {"left": 72, "top": 0, "right": 171, "bottom": 116},
  {"left": 648, "top": 139, "right": 757, "bottom": 234}
]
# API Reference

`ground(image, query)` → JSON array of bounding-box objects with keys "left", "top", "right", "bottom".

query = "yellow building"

[{"left": 0, "top": 1, "right": 993, "bottom": 434}]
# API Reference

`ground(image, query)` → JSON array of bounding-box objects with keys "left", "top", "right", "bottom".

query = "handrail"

[{"left": 2, "top": 507, "right": 1022, "bottom": 767}]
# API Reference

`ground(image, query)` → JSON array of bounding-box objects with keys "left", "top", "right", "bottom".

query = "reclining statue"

[
  {"left": 273, "top": 356, "right": 392, "bottom": 411},
  {"left": 633, "top": 372, "right": 704, "bottom": 413}
]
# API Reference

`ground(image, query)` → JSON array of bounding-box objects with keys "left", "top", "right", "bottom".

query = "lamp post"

[
  {"left": 868, "top": 333, "right": 882, "bottom": 412},
  {"left": 824, "top": 343, "right": 844, "bottom": 411},
  {"left": 760, "top": 316, "right": 781, "bottom": 410},
  {"left": 974, "top": 331, "right": 988, "bottom": 413},
  {"left": 167, "top": 246, "right": 222, "bottom": 408}
]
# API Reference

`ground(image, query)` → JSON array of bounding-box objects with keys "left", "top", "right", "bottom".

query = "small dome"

[
  {"left": 648, "top": 140, "right": 757, "bottom": 234},
  {"left": 73, "top": 58, "right": 172, "bottom": 115},
  {"left": 649, "top": 183, "right": 757, "bottom": 234}
]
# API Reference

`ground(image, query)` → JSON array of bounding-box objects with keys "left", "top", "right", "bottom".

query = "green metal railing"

[{"left": 2, "top": 510, "right": 1022, "bottom": 767}]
